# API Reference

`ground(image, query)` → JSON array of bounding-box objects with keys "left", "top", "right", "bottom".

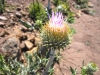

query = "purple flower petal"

[{"left": 49, "top": 12, "right": 64, "bottom": 28}]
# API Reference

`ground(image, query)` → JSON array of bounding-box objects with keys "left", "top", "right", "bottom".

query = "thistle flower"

[
  {"left": 41, "top": 12, "right": 71, "bottom": 50},
  {"left": 81, "top": 62, "right": 99, "bottom": 75}
]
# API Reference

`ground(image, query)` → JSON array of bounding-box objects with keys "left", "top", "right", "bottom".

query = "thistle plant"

[
  {"left": 76, "top": 0, "right": 88, "bottom": 8},
  {"left": 29, "top": 0, "right": 48, "bottom": 22},
  {"left": 41, "top": 12, "right": 72, "bottom": 75},
  {"left": 53, "top": 0, "right": 60, "bottom": 6},
  {"left": 41, "top": 12, "right": 71, "bottom": 50},
  {"left": 0, "top": 0, "right": 5, "bottom": 14},
  {"left": 81, "top": 62, "right": 99, "bottom": 75},
  {"left": 70, "top": 62, "right": 99, "bottom": 75}
]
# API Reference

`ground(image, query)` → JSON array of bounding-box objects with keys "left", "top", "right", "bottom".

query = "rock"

[
  {"left": 0, "top": 31, "right": 7, "bottom": 37},
  {"left": 10, "top": 20, "right": 15, "bottom": 25},
  {"left": 0, "top": 28, "right": 5, "bottom": 37},
  {"left": 20, "top": 54, "right": 26, "bottom": 63},
  {"left": 25, "top": 6, "right": 29, "bottom": 10},
  {"left": 34, "top": 32, "right": 40, "bottom": 37},
  {"left": 26, "top": 47, "right": 38, "bottom": 54},
  {"left": 88, "top": 2, "right": 94, "bottom": 8},
  {"left": 0, "top": 22, "right": 5, "bottom": 26},
  {"left": 0, "top": 16, "right": 7, "bottom": 21},
  {"left": 0, "top": 27, "right": 4, "bottom": 32},
  {"left": 10, "top": 14, "right": 15, "bottom": 18},
  {"left": 20, "top": 34, "right": 27, "bottom": 40},
  {"left": 82, "top": 8, "right": 95, "bottom": 15},
  {"left": 9, "top": 19, "right": 15, "bottom": 26},
  {"left": 24, "top": 40, "right": 33, "bottom": 50},
  {"left": 2, "top": 37, "right": 20, "bottom": 58},
  {"left": 15, "top": 12, "right": 22, "bottom": 18},
  {"left": 35, "top": 37, "right": 42, "bottom": 46},
  {"left": 20, "top": 10, "right": 27, "bottom": 16},
  {"left": 20, "top": 41, "right": 25, "bottom": 49},
  {"left": 76, "top": 10, "right": 82, "bottom": 18},
  {"left": 82, "top": 8, "right": 88, "bottom": 13},
  {"left": 16, "top": 7, "right": 21, "bottom": 11},
  {"left": 27, "top": 35, "right": 35, "bottom": 43},
  {"left": 0, "top": 29, "right": 10, "bottom": 37},
  {"left": 5, "top": 8, "right": 10, "bottom": 13},
  {"left": 13, "top": 27, "right": 27, "bottom": 40}
]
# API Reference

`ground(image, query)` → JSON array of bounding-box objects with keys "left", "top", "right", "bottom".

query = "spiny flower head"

[{"left": 41, "top": 12, "right": 71, "bottom": 50}]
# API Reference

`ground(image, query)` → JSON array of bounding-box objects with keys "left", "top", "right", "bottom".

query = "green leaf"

[
  {"left": 70, "top": 66, "right": 77, "bottom": 75},
  {"left": 19, "top": 20, "right": 32, "bottom": 28},
  {"left": 70, "top": 28, "right": 76, "bottom": 36}
]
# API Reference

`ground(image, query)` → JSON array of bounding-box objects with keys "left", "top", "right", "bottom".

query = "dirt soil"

[
  {"left": 0, "top": 0, "right": 100, "bottom": 75},
  {"left": 54, "top": 0, "right": 100, "bottom": 75}
]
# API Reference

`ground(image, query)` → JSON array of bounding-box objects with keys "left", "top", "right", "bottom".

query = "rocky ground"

[{"left": 0, "top": 0, "right": 100, "bottom": 75}]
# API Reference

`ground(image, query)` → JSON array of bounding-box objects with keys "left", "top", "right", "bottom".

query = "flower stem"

[{"left": 42, "top": 49, "right": 55, "bottom": 75}]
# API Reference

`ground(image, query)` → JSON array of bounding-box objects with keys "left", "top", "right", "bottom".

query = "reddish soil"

[
  {"left": 0, "top": 0, "right": 100, "bottom": 75},
  {"left": 54, "top": 0, "right": 100, "bottom": 75}
]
